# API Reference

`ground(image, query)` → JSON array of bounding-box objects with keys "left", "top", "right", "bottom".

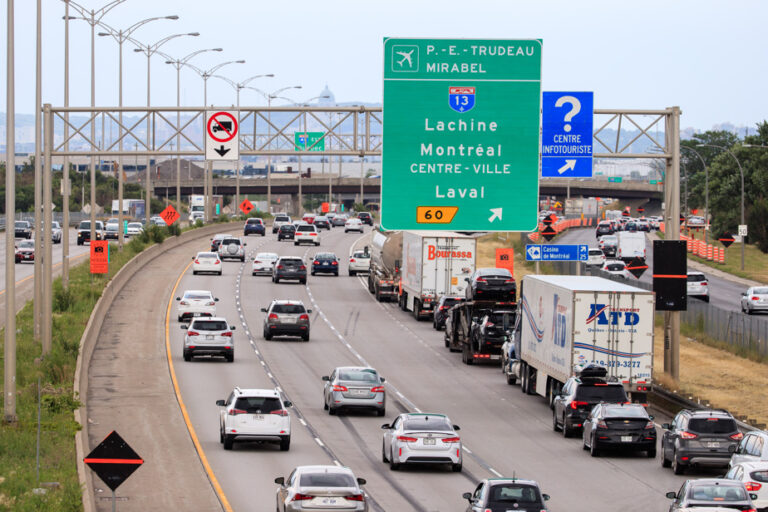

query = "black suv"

[
  {"left": 661, "top": 408, "right": 743, "bottom": 474},
  {"left": 14, "top": 221, "right": 32, "bottom": 239},
  {"left": 357, "top": 211, "right": 373, "bottom": 226},
  {"left": 277, "top": 224, "right": 296, "bottom": 241},
  {"left": 470, "top": 308, "right": 515, "bottom": 355},
  {"left": 552, "top": 365, "right": 628, "bottom": 437},
  {"left": 273, "top": 256, "right": 307, "bottom": 284},
  {"left": 595, "top": 221, "right": 613, "bottom": 238}
]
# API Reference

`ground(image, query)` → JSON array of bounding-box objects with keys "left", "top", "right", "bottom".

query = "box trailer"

[{"left": 508, "top": 275, "right": 654, "bottom": 403}]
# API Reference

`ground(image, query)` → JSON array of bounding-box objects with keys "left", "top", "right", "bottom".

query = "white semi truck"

[
  {"left": 398, "top": 231, "right": 476, "bottom": 320},
  {"left": 503, "top": 275, "right": 654, "bottom": 403}
]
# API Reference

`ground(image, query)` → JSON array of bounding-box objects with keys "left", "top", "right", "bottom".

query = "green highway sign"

[
  {"left": 294, "top": 132, "right": 326, "bottom": 152},
  {"left": 382, "top": 38, "right": 542, "bottom": 231},
  {"left": 608, "top": 177, "right": 623, "bottom": 183},
  {"left": 650, "top": 179, "right": 659, "bottom": 184}
]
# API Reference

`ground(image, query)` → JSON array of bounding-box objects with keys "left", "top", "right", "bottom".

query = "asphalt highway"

[{"left": 167, "top": 226, "right": 698, "bottom": 512}]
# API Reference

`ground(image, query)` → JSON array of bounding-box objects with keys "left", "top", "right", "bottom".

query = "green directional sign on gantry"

[{"left": 382, "top": 38, "right": 542, "bottom": 231}]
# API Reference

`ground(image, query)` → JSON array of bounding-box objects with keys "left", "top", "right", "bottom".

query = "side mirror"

[
  {"left": 543, "top": 494, "right": 550, "bottom": 501},
  {"left": 728, "top": 444, "right": 737, "bottom": 453},
  {"left": 464, "top": 277, "right": 469, "bottom": 282},
  {"left": 230, "top": 326, "right": 236, "bottom": 330},
  {"left": 648, "top": 415, "right": 655, "bottom": 421},
  {"left": 283, "top": 401, "right": 292, "bottom": 408},
  {"left": 261, "top": 308, "right": 268, "bottom": 313},
  {"left": 462, "top": 492, "right": 472, "bottom": 501},
  {"left": 742, "top": 292, "right": 748, "bottom": 296},
  {"left": 356, "top": 478, "right": 366, "bottom": 485},
  {"left": 665, "top": 492, "right": 677, "bottom": 499},
  {"left": 215, "top": 400, "right": 225, "bottom": 406},
  {"left": 243, "top": 243, "right": 247, "bottom": 246},
  {"left": 662, "top": 423, "right": 671, "bottom": 430},
  {"left": 750, "top": 494, "right": 759, "bottom": 500},
  {"left": 214, "top": 298, "right": 219, "bottom": 302},
  {"left": 322, "top": 376, "right": 330, "bottom": 381},
  {"left": 176, "top": 297, "right": 181, "bottom": 301},
  {"left": 453, "top": 425, "right": 460, "bottom": 431},
  {"left": 191, "top": 256, "right": 195, "bottom": 260},
  {"left": 380, "top": 424, "right": 391, "bottom": 430},
  {"left": 180, "top": 325, "right": 188, "bottom": 330},
  {"left": 274, "top": 477, "right": 285, "bottom": 486},
  {"left": 307, "top": 309, "right": 313, "bottom": 314},
  {"left": 380, "top": 377, "right": 386, "bottom": 382}
]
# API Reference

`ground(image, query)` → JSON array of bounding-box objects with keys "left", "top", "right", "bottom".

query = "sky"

[{"left": 1, "top": 0, "right": 766, "bottom": 131}]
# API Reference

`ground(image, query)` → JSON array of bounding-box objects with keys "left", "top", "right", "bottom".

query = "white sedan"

[
  {"left": 725, "top": 461, "right": 768, "bottom": 511},
  {"left": 175, "top": 290, "right": 219, "bottom": 322},
  {"left": 126, "top": 222, "right": 143, "bottom": 236},
  {"left": 601, "top": 260, "right": 630, "bottom": 279},
  {"left": 345, "top": 218, "right": 364, "bottom": 233},
  {"left": 192, "top": 252, "right": 222, "bottom": 276},
  {"left": 348, "top": 250, "right": 370, "bottom": 276},
  {"left": 252, "top": 252, "right": 279, "bottom": 276}
]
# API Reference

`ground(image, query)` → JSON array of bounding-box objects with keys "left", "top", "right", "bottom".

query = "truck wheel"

[
  {"left": 520, "top": 363, "right": 528, "bottom": 393},
  {"left": 413, "top": 300, "right": 421, "bottom": 320},
  {"left": 367, "top": 275, "right": 375, "bottom": 293}
]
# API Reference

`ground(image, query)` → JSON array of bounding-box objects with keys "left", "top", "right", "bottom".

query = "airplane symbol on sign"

[{"left": 396, "top": 50, "right": 414, "bottom": 67}]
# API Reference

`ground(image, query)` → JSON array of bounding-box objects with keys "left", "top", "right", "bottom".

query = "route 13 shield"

[{"left": 448, "top": 86, "right": 475, "bottom": 113}]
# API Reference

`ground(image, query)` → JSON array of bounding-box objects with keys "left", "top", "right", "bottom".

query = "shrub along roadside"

[{"left": 0, "top": 224, "right": 184, "bottom": 511}]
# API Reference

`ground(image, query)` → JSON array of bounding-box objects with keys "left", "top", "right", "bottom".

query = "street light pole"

[
  {"left": 697, "top": 143, "right": 745, "bottom": 270},
  {"left": 62, "top": 2, "right": 70, "bottom": 287},
  {"left": 5, "top": 0, "right": 17, "bottom": 423},
  {"left": 33, "top": 0, "right": 42, "bottom": 340},
  {"left": 163, "top": 48, "right": 222, "bottom": 218},
  {"left": 131, "top": 31, "right": 199, "bottom": 224},
  {"left": 681, "top": 146, "right": 709, "bottom": 243}
]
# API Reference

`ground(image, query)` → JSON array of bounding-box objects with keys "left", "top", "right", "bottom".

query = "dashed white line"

[
  {"left": 489, "top": 467, "right": 503, "bottom": 477},
  {"left": 314, "top": 438, "right": 325, "bottom": 447}
]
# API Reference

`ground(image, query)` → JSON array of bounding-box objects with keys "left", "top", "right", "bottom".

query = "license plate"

[
  {"left": 490, "top": 355, "right": 501, "bottom": 360},
  {"left": 621, "top": 436, "right": 632, "bottom": 442},
  {"left": 423, "top": 438, "right": 436, "bottom": 445},
  {"left": 320, "top": 498, "right": 339, "bottom": 505},
  {"left": 707, "top": 442, "right": 720, "bottom": 448},
  {"left": 193, "top": 312, "right": 201, "bottom": 317},
  {"left": 351, "top": 389, "right": 367, "bottom": 396},
  {"left": 251, "top": 415, "right": 264, "bottom": 421},
  {"left": 280, "top": 318, "right": 295, "bottom": 324}
]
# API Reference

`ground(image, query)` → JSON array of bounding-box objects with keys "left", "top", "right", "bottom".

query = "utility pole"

[
  {"left": 5, "top": 0, "right": 17, "bottom": 423},
  {"left": 663, "top": 106, "right": 681, "bottom": 380}
]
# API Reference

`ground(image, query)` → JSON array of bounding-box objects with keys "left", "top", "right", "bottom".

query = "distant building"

[{"left": 318, "top": 85, "right": 335, "bottom": 106}]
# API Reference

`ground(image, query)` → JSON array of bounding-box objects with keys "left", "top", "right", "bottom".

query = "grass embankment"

[
  {"left": 0, "top": 224, "right": 186, "bottom": 511},
  {"left": 679, "top": 228, "right": 768, "bottom": 284}
]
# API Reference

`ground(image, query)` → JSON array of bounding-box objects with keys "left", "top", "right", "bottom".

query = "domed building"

[{"left": 318, "top": 84, "right": 336, "bottom": 106}]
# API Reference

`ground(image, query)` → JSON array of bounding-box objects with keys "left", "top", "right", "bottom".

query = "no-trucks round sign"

[{"left": 205, "top": 110, "right": 239, "bottom": 161}]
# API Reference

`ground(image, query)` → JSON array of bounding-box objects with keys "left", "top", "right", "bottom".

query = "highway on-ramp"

[{"left": 167, "top": 226, "right": 698, "bottom": 511}]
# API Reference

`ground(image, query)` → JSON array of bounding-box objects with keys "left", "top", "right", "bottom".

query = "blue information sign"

[
  {"left": 525, "top": 244, "right": 589, "bottom": 262},
  {"left": 541, "top": 92, "right": 593, "bottom": 177}
]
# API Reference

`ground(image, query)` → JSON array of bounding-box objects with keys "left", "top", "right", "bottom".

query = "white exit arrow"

[
  {"left": 557, "top": 159, "right": 577, "bottom": 175},
  {"left": 488, "top": 208, "right": 503, "bottom": 222}
]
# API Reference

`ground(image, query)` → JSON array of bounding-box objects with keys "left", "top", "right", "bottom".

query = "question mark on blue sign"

[{"left": 555, "top": 95, "right": 581, "bottom": 133}]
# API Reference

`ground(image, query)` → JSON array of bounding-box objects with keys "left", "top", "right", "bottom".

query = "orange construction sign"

[
  {"left": 321, "top": 202, "right": 330, "bottom": 213},
  {"left": 495, "top": 248, "right": 514, "bottom": 275},
  {"left": 239, "top": 199, "right": 254, "bottom": 215},
  {"left": 90, "top": 240, "right": 109, "bottom": 274},
  {"left": 160, "top": 204, "right": 180, "bottom": 225}
]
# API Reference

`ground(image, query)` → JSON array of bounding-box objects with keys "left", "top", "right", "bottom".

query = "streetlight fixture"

[
  {"left": 97, "top": 15, "right": 179, "bottom": 245},
  {"left": 244, "top": 85, "right": 302, "bottom": 212},
  {"left": 212, "top": 73, "right": 274, "bottom": 210},
  {"left": 131, "top": 31, "right": 200, "bottom": 224},
  {"left": 183, "top": 59, "right": 246, "bottom": 220},
  {"left": 696, "top": 143, "right": 746, "bottom": 270},
  {"left": 163, "top": 47, "right": 223, "bottom": 215}
]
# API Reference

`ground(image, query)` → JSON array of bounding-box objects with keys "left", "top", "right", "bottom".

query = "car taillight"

[
  {"left": 313, "top": 260, "right": 320, "bottom": 265},
  {"left": 270, "top": 409, "right": 288, "bottom": 416},
  {"left": 679, "top": 431, "right": 698, "bottom": 439},
  {"left": 268, "top": 313, "right": 279, "bottom": 320},
  {"left": 441, "top": 436, "right": 460, "bottom": 443},
  {"left": 397, "top": 436, "right": 418, "bottom": 442},
  {"left": 207, "top": 301, "right": 215, "bottom": 306},
  {"left": 291, "top": 493, "right": 314, "bottom": 501},
  {"left": 570, "top": 401, "right": 588, "bottom": 409},
  {"left": 228, "top": 408, "right": 247, "bottom": 416},
  {"left": 310, "top": 233, "right": 317, "bottom": 236},
  {"left": 332, "top": 261, "right": 338, "bottom": 265},
  {"left": 180, "top": 301, "right": 189, "bottom": 305},
  {"left": 476, "top": 277, "right": 487, "bottom": 282},
  {"left": 222, "top": 332, "right": 232, "bottom": 337},
  {"left": 745, "top": 482, "right": 762, "bottom": 492},
  {"left": 277, "top": 265, "right": 284, "bottom": 269},
  {"left": 504, "top": 278, "right": 514, "bottom": 283},
  {"left": 349, "top": 258, "right": 356, "bottom": 262},
  {"left": 752, "top": 296, "right": 759, "bottom": 301},
  {"left": 332, "top": 385, "right": 348, "bottom": 392},
  {"left": 194, "top": 259, "right": 200, "bottom": 264},
  {"left": 596, "top": 420, "right": 608, "bottom": 429},
  {"left": 486, "top": 321, "right": 495, "bottom": 327},
  {"left": 187, "top": 331, "right": 200, "bottom": 336},
  {"left": 214, "top": 260, "right": 220, "bottom": 264},
  {"left": 644, "top": 421, "right": 655, "bottom": 429},
  {"left": 371, "top": 386, "right": 385, "bottom": 393},
  {"left": 730, "top": 432, "right": 744, "bottom": 441},
  {"left": 299, "top": 314, "right": 309, "bottom": 321},
  {"left": 299, "top": 265, "right": 306, "bottom": 270},
  {"left": 345, "top": 494, "right": 365, "bottom": 502},
  {"left": 701, "top": 282, "right": 707, "bottom": 286},
  {"left": 254, "top": 260, "right": 261, "bottom": 264}
]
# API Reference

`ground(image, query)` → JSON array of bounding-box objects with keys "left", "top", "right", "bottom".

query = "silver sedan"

[
  {"left": 741, "top": 286, "right": 768, "bottom": 314},
  {"left": 322, "top": 367, "right": 385, "bottom": 416},
  {"left": 381, "top": 413, "right": 462, "bottom": 472},
  {"left": 275, "top": 465, "right": 368, "bottom": 512}
]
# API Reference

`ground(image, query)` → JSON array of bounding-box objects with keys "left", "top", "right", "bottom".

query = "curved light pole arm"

[{"left": 65, "top": 0, "right": 126, "bottom": 23}]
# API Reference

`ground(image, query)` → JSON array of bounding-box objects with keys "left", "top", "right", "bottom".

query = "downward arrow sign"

[
  {"left": 214, "top": 145, "right": 230, "bottom": 157},
  {"left": 557, "top": 159, "right": 577, "bottom": 174}
]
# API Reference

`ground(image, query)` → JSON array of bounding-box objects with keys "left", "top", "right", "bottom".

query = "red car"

[{"left": 302, "top": 214, "right": 316, "bottom": 224}]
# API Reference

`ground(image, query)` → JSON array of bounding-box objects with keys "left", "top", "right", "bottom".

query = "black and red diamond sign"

[
  {"left": 637, "top": 206, "right": 645, "bottom": 214},
  {"left": 84, "top": 431, "right": 143, "bottom": 491},
  {"left": 719, "top": 233, "right": 735, "bottom": 248},
  {"left": 542, "top": 225, "right": 557, "bottom": 242},
  {"left": 542, "top": 214, "right": 557, "bottom": 226},
  {"left": 626, "top": 257, "right": 649, "bottom": 279}
]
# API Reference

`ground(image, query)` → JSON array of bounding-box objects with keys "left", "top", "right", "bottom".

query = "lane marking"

[{"left": 165, "top": 259, "right": 234, "bottom": 512}]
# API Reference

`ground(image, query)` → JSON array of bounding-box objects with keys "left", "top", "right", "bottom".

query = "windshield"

[
  {"left": 271, "top": 304, "right": 306, "bottom": 314},
  {"left": 256, "top": 253, "right": 278, "bottom": 260},
  {"left": 221, "top": 239, "right": 241, "bottom": 245},
  {"left": 403, "top": 416, "right": 452, "bottom": 431},
  {"left": 197, "top": 253, "right": 217, "bottom": 259},
  {"left": 246, "top": 219, "right": 262, "bottom": 224},
  {"left": 589, "top": 250, "right": 603, "bottom": 256},
  {"left": 15, "top": 222, "right": 28, "bottom": 228},
  {"left": 18, "top": 241, "right": 34, "bottom": 248},
  {"left": 574, "top": 385, "right": 627, "bottom": 402},
  {"left": 183, "top": 292, "right": 212, "bottom": 300},
  {"left": 605, "top": 264, "right": 625, "bottom": 271},
  {"left": 688, "top": 484, "right": 746, "bottom": 502},
  {"left": 275, "top": 216, "right": 290, "bottom": 222},
  {"left": 352, "top": 252, "right": 369, "bottom": 258},
  {"left": 338, "top": 369, "right": 379, "bottom": 382},
  {"left": 78, "top": 222, "right": 90, "bottom": 229},
  {"left": 279, "top": 259, "right": 303, "bottom": 266},
  {"left": 190, "top": 320, "right": 228, "bottom": 331},
  {"left": 603, "top": 405, "right": 649, "bottom": 418},
  {"left": 315, "top": 254, "right": 336, "bottom": 260},
  {"left": 687, "top": 274, "right": 707, "bottom": 282},
  {"left": 688, "top": 418, "right": 738, "bottom": 434},
  {"left": 488, "top": 484, "right": 541, "bottom": 505},
  {"left": 297, "top": 225, "right": 315, "bottom": 232},
  {"left": 234, "top": 396, "right": 281, "bottom": 414},
  {"left": 299, "top": 472, "right": 355, "bottom": 488},
  {"left": 752, "top": 287, "right": 768, "bottom": 295}
]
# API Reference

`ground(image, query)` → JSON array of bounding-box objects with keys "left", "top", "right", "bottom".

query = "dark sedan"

[
  {"left": 311, "top": 252, "right": 339, "bottom": 276},
  {"left": 465, "top": 268, "right": 516, "bottom": 302},
  {"left": 582, "top": 403, "right": 656, "bottom": 457},
  {"left": 357, "top": 212, "right": 373, "bottom": 226},
  {"left": 277, "top": 224, "right": 296, "bottom": 241},
  {"left": 243, "top": 218, "right": 266, "bottom": 236},
  {"left": 313, "top": 216, "right": 331, "bottom": 230}
]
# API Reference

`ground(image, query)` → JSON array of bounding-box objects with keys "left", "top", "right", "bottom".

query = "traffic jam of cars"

[{"left": 169, "top": 210, "right": 765, "bottom": 512}]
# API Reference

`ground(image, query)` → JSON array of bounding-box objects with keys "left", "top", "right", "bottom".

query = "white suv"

[
  {"left": 294, "top": 224, "right": 320, "bottom": 246},
  {"left": 272, "top": 214, "right": 292, "bottom": 234},
  {"left": 181, "top": 316, "right": 236, "bottom": 362},
  {"left": 176, "top": 290, "right": 219, "bottom": 322},
  {"left": 216, "top": 387, "right": 292, "bottom": 451},
  {"left": 218, "top": 237, "right": 246, "bottom": 262},
  {"left": 686, "top": 271, "right": 710, "bottom": 302}
]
